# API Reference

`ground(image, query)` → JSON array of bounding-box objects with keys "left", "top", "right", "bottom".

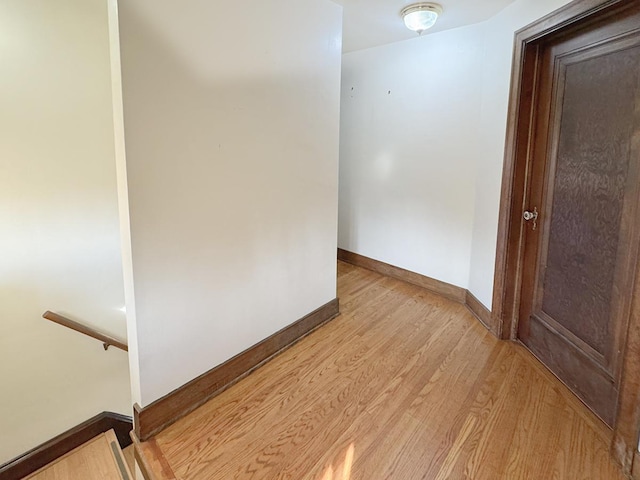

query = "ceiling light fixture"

[{"left": 401, "top": 3, "right": 443, "bottom": 35}]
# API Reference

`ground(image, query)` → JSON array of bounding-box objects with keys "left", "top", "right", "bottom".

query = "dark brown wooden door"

[{"left": 518, "top": 5, "right": 640, "bottom": 427}]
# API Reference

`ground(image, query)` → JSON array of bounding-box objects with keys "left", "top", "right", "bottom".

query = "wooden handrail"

[{"left": 43, "top": 311, "right": 128, "bottom": 352}]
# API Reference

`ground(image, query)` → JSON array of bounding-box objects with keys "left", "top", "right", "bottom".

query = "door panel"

[
  {"left": 541, "top": 44, "right": 640, "bottom": 359},
  {"left": 518, "top": 7, "right": 640, "bottom": 427}
]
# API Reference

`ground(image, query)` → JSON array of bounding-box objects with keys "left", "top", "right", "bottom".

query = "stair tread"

[{"left": 24, "top": 429, "right": 132, "bottom": 480}]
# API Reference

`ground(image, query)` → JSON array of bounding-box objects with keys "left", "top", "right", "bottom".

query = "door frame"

[{"left": 491, "top": 0, "right": 640, "bottom": 473}]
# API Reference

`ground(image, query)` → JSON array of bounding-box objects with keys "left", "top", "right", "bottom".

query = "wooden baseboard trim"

[
  {"left": 0, "top": 412, "right": 132, "bottom": 480},
  {"left": 337, "top": 249, "right": 466, "bottom": 302},
  {"left": 464, "top": 290, "right": 497, "bottom": 335},
  {"left": 134, "top": 298, "right": 340, "bottom": 441},
  {"left": 337, "top": 248, "right": 499, "bottom": 337}
]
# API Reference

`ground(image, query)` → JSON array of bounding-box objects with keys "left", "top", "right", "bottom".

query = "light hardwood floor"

[{"left": 144, "top": 261, "right": 625, "bottom": 479}]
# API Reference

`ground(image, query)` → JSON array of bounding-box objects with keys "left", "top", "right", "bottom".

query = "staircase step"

[{"left": 24, "top": 429, "right": 132, "bottom": 480}]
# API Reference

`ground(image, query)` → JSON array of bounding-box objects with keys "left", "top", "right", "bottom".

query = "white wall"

[
  {"left": 0, "top": 0, "right": 130, "bottom": 463},
  {"left": 114, "top": 0, "right": 343, "bottom": 405},
  {"left": 339, "top": 0, "right": 574, "bottom": 308},
  {"left": 339, "top": 24, "right": 484, "bottom": 288}
]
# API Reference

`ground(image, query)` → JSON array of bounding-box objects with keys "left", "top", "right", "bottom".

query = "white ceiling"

[{"left": 333, "top": 0, "right": 517, "bottom": 53}]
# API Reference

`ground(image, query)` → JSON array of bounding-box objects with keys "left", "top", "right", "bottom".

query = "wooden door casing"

[
  {"left": 518, "top": 19, "right": 640, "bottom": 427},
  {"left": 492, "top": 0, "right": 640, "bottom": 473}
]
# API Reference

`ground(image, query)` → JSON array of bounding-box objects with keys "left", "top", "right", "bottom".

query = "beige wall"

[
  {"left": 0, "top": 0, "right": 131, "bottom": 463},
  {"left": 113, "top": 0, "right": 343, "bottom": 406}
]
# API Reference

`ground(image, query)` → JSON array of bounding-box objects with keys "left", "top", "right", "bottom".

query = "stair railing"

[{"left": 43, "top": 311, "right": 128, "bottom": 352}]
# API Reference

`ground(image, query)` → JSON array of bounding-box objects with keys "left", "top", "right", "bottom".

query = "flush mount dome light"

[{"left": 401, "top": 3, "right": 443, "bottom": 34}]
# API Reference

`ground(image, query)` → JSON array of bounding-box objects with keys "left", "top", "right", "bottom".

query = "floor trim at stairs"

[
  {"left": 0, "top": 412, "right": 133, "bottom": 480},
  {"left": 131, "top": 432, "right": 175, "bottom": 480}
]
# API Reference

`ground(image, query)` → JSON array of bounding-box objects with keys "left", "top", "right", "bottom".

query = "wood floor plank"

[
  {"left": 157, "top": 282, "right": 418, "bottom": 466},
  {"left": 284, "top": 298, "right": 474, "bottom": 479},
  {"left": 367, "top": 327, "right": 505, "bottom": 480},
  {"left": 140, "top": 262, "right": 625, "bottom": 480},
  {"left": 169, "top": 284, "right": 437, "bottom": 479},
  {"left": 428, "top": 344, "right": 518, "bottom": 480}
]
